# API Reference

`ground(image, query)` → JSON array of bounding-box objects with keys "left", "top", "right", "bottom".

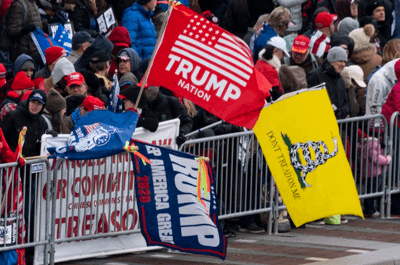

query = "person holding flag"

[{"left": 118, "top": 85, "right": 158, "bottom": 132}]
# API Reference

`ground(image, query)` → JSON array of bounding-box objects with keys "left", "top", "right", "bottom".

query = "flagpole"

[{"left": 134, "top": 1, "right": 174, "bottom": 109}]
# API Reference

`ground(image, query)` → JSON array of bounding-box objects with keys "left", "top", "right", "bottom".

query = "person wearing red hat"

[
  {"left": 283, "top": 35, "right": 322, "bottom": 74},
  {"left": 64, "top": 95, "right": 105, "bottom": 133},
  {"left": 0, "top": 63, "right": 7, "bottom": 103},
  {"left": 66, "top": 72, "right": 87, "bottom": 96},
  {"left": 34, "top": 46, "right": 66, "bottom": 79},
  {"left": 65, "top": 72, "right": 87, "bottom": 116},
  {"left": 310, "top": 11, "right": 336, "bottom": 58},
  {"left": 0, "top": 71, "right": 35, "bottom": 122}
]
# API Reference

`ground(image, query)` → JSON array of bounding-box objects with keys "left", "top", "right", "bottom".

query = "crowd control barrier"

[
  {"left": 5, "top": 114, "right": 400, "bottom": 264},
  {"left": 0, "top": 158, "right": 51, "bottom": 265}
]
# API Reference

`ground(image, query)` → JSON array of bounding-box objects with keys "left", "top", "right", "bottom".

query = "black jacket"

[
  {"left": 69, "top": 0, "right": 99, "bottom": 37},
  {"left": 306, "top": 60, "right": 350, "bottom": 120},
  {"left": 2, "top": 100, "right": 48, "bottom": 157},
  {"left": 147, "top": 93, "right": 193, "bottom": 136}
]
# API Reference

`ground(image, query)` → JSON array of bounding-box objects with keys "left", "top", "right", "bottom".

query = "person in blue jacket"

[{"left": 121, "top": 0, "right": 157, "bottom": 60}]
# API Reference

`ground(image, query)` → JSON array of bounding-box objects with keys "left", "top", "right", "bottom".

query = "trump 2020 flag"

[
  {"left": 31, "top": 28, "right": 64, "bottom": 64},
  {"left": 53, "top": 23, "right": 72, "bottom": 55},
  {"left": 131, "top": 140, "right": 227, "bottom": 259},
  {"left": 253, "top": 88, "right": 364, "bottom": 227},
  {"left": 145, "top": 3, "right": 271, "bottom": 129},
  {"left": 48, "top": 110, "right": 138, "bottom": 160}
]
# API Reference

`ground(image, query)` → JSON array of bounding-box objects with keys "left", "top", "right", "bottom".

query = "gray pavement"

[{"left": 59, "top": 216, "right": 400, "bottom": 265}]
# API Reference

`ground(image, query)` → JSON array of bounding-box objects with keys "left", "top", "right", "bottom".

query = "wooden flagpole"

[{"left": 134, "top": 0, "right": 175, "bottom": 109}]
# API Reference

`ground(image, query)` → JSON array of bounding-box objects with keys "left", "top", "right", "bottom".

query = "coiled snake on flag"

[{"left": 290, "top": 137, "right": 338, "bottom": 187}]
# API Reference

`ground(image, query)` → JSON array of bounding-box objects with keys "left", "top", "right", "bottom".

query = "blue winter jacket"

[
  {"left": 121, "top": 2, "right": 157, "bottom": 60},
  {"left": 250, "top": 22, "right": 277, "bottom": 63}
]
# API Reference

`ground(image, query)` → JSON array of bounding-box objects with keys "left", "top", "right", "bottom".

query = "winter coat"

[
  {"left": 255, "top": 59, "right": 281, "bottom": 92},
  {"left": 307, "top": 60, "right": 350, "bottom": 119},
  {"left": 0, "top": 128, "right": 18, "bottom": 163},
  {"left": 6, "top": 0, "right": 43, "bottom": 64},
  {"left": 381, "top": 62, "right": 400, "bottom": 125},
  {"left": 147, "top": 93, "right": 193, "bottom": 136},
  {"left": 250, "top": 22, "right": 277, "bottom": 62},
  {"left": 13, "top": 54, "right": 36, "bottom": 76},
  {"left": 365, "top": 59, "right": 399, "bottom": 115},
  {"left": 126, "top": 107, "right": 159, "bottom": 132},
  {"left": 273, "top": 0, "right": 308, "bottom": 32},
  {"left": 121, "top": 2, "right": 157, "bottom": 60},
  {"left": 34, "top": 65, "right": 51, "bottom": 79},
  {"left": 358, "top": 138, "right": 391, "bottom": 178},
  {"left": 221, "top": 0, "right": 252, "bottom": 39},
  {"left": 69, "top": 0, "right": 99, "bottom": 37},
  {"left": 2, "top": 100, "right": 48, "bottom": 157}
]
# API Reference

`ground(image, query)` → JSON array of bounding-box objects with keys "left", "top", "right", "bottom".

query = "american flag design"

[
  {"left": 84, "top": 123, "right": 100, "bottom": 134},
  {"left": 145, "top": 3, "right": 271, "bottom": 129},
  {"left": 171, "top": 15, "right": 254, "bottom": 88}
]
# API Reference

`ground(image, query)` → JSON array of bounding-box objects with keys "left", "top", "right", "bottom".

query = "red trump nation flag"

[{"left": 145, "top": 3, "right": 271, "bottom": 129}]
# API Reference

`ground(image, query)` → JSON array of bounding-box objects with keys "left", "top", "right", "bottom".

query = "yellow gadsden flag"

[{"left": 253, "top": 88, "right": 363, "bottom": 227}]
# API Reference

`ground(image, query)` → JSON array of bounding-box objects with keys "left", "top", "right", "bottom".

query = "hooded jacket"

[
  {"left": 116, "top": 47, "right": 142, "bottom": 78},
  {"left": 121, "top": 2, "right": 157, "bottom": 60},
  {"left": 13, "top": 54, "right": 36, "bottom": 76},
  {"left": 307, "top": 60, "right": 350, "bottom": 119},
  {"left": 69, "top": 0, "right": 99, "bottom": 37},
  {"left": 2, "top": 94, "right": 48, "bottom": 157},
  {"left": 365, "top": 58, "right": 399, "bottom": 116},
  {"left": 147, "top": 92, "right": 193, "bottom": 136},
  {"left": 381, "top": 61, "right": 400, "bottom": 125}
]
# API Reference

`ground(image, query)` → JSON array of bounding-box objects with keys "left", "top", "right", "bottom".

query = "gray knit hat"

[{"left": 327, "top": 47, "right": 347, "bottom": 62}]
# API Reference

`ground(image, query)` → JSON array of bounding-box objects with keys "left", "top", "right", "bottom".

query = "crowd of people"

[{"left": 0, "top": 0, "right": 399, "bottom": 250}]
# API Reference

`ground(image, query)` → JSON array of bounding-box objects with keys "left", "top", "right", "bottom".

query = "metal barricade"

[
  {"left": 0, "top": 158, "right": 51, "bottom": 265},
  {"left": 48, "top": 153, "right": 148, "bottom": 264},
  {"left": 387, "top": 112, "right": 400, "bottom": 217},
  {"left": 179, "top": 131, "right": 276, "bottom": 234},
  {"left": 337, "top": 114, "right": 388, "bottom": 217}
]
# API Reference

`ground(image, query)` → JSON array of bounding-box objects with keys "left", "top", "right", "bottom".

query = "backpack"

[{"left": 0, "top": 0, "right": 28, "bottom": 51}]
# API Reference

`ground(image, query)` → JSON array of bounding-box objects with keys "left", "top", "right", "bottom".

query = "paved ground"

[{"left": 59, "top": 216, "right": 400, "bottom": 265}]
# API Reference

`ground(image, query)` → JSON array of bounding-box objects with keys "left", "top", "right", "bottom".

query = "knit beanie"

[
  {"left": 349, "top": 25, "right": 376, "bottom": 53},
  {"left": 45, "top": 88, "right": 67, "bottom": 114},
  {"left": 20, "top": 60, "right": 35, "bottom": 71},
  {"left": 365, "top": 0, "right": 385, "bottom": 16},
  {"left": 136, "top": 0, "right": 151, "bottom": 5},
  {"left": 45, "top": 46, "right": 65, "bottom": 65},
  {"left": 12, "top": 71, "right": 35, "bottom": 91},
  {"left": 327, "top": 47, "right": 348, "bottom": 62},
  {"left": 108, "top": 26, "right": 131, "bottom": 48},
  {"left": 52, "top": 57, "right": 75, "bottom": 84}
]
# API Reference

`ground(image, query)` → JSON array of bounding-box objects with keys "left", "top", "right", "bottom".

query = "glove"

[
  {"left": 176, "top": 134, "right": 186, "bottom": 147},
  {"left": 18, "top": 156, "right": 26, "bottom": 168},
  {"left": 20, "top": 24, "right": 36, "bottom": 35},
  {"left": 387, "top": 155, "right": 392, "bottom": 164},
  {"left": 46, "top": 129, "right": 59, "bottom": 137},
  {"left": 270, "top": 86, "right": 282, "bottom": 101}
]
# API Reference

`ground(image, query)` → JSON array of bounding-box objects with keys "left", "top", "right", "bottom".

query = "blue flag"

[
  {"left": 108, "top": 72, "right": 123, "bottom": 113},
  {"left": 53, "top": 23, "right": 72, "bottom": 56},
  {"left": 130, "top": 140, "right": 227, "bottom": 260},
  {"left": 48, "top": 110, "right": 138, "bottom": 160},
  {"left": 31, "top": 28, "right": 63, "bottom": 64}
]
